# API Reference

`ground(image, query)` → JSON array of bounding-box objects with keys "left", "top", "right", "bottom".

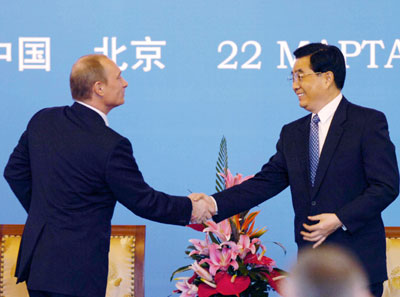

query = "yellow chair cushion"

[
  {"left": 106, "top": 235, "right": 137, "bottom": 297},
  {"left": 383, "top": 237, "right": 400, "bottom": 297},
  {"left": 1, "top": 235, "right": 138, "bottom": 297},
  {"left": 1, "top": 235, "right": 29, "bottom": 297}
]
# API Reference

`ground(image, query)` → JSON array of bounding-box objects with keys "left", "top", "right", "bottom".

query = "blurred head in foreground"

[{"left": 284, "top": 245, "right": 371, "bottom": 297}]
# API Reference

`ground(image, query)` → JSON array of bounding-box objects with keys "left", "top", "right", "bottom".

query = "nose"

[
  {"left": 292, "top": 80, "right": 300, "bottom": 92},
  {"left": 122, "top": 77, "right": 128, "bottom": 88}
]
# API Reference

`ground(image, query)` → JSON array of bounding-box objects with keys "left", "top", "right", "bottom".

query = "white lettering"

[
  {"left": 131, "top": 36, "right": 166, "bottom": 72},
  {"left": 18, "top": 37, "right": 51, "bottom": 71},
  {"left": 94, "top": 37, "right": 109, "bottom": 56},
  {"left": 94, "top": 37, "right": 128, "bottom": 71},
  {"left": 277, "top": 40, "right": 310, "bottom": 69},
  {"left": 361, "top": 40, "right": 384, "bottom": 69},
  {"left": 338, "top": 40, "right": 362, "bottom": 68},
  {"left": 241, "top": 41, "right": 262, "bottom": 69},
  {"left": 217, "top": 41, "right": 238, "bottom": 69},
  {"left": 0, "top": 43, "right": 12, "bottom": 62},
  {"left": 384, "top": 39, "right": 400, "bottom": 68}
]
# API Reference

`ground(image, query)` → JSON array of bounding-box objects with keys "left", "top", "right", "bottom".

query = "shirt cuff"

[{"left": 210, "top": 195, "right": 218, "bottom": 215}]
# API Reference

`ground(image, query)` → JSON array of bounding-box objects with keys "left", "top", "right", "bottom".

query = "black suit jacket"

[
  {"left": 213, "top": 97, "right": 399, "bottom": 284},
  {"left": 4, "top": 102, "right": 192, "bottom": 297}
]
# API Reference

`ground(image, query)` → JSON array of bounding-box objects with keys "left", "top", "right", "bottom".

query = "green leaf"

[
  {"left": 215, "top": 179, "right": 223, "bottom": 192},
  {"left": 215, "top": 136, "right": 228, "bottom": 192},
  {"left": 170, "top": 265, "right": 192, "bottom": 281},
  {"left": 229, "top": 219, "right": 240, "bottom": 242},
  {"left": 208, "top": 232, "right": 220, "bottom": 244},
  {"left": 239, "top": 265, "right": 249, "bottom": 276},
  {"left": 272, "top": 241, "right": 287, "bottom": 255}
]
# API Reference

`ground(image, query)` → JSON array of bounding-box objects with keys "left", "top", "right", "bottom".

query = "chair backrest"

[
  {"left": 107, "top": 225, "right": 145, "bottom": 297},
  {"left": 0, "top": 224, "right": 145, "bottom": 297},
  {"left": 0, "top": 225, "right": 27, "bottom": 297},
  {"left": 383, "top": 227, "right": 400, "bottom": 297}
]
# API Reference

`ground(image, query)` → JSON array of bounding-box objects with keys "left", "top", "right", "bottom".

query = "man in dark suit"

[
  {"left": 194, "top": 43, "right": 399, "bottom": 297},
  {"left": 4, "top": 54, "right": 213, "bottom": 297}
]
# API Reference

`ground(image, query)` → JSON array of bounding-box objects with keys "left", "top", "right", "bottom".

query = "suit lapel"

[{"left": 311, "top": 98, "right": 348, "bottom": 198}]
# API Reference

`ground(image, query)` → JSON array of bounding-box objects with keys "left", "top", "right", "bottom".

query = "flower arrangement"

[{"left": 171, "top": 137, "right": 286, "bottom": 297}]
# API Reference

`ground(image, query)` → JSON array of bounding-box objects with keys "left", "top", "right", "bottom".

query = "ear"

[
  {"left": 93, "top": 81, "right": 105, "bottom": 97},
  {"left": 325, "top": 71, "right": 335, "bottom": 87}
]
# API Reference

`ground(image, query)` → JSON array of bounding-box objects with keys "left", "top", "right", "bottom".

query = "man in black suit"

[
  {"left": 4, "top": 54, "right": 214, "bottom": 297},
  {"left": 194, "top": 43, "right": 399, "bottom": 297}
]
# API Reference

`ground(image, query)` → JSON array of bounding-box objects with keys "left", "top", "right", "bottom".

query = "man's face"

[
  {"left": 292, "top": 55, "right": 327, "bottom": 114},
  {"left": 101, "top": 59, "right": 128, "bottom": 111}
]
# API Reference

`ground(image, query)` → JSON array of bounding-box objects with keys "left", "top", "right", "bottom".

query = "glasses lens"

[{"left": 288, "top": 73, "right": 301, "bottom": 82}]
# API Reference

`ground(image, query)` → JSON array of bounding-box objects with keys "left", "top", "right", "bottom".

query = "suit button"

[{"left": 311, "top": 201, "right": 317, "bottom": 206}]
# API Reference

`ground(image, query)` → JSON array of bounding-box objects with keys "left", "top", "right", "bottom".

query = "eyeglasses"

[{"left": 288, "top": 72, "right": 323, "bottom": 83}]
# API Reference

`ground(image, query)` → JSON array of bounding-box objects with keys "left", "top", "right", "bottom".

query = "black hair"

[{"left": 293, "top": 43, "right": 346, "bottom": 90}]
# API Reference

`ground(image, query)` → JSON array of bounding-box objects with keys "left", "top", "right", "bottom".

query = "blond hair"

[{"left": 69, "top": 54, "right": 109, "bottom": 100}]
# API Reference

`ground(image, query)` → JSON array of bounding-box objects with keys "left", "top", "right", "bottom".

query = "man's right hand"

[{"left": 188, "top": 193, "right": 216, "bottom": 224}]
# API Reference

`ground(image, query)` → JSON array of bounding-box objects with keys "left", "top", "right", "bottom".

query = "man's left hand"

[
  {"left": 188, "top": 193, "right": 216, "bottom": 224},
  {"left": 301, "top": 213, "right": 343, "bottom": 248}
]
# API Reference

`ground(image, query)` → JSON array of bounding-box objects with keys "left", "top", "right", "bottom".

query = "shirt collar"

[
  {"left": 75, "top": 100, "right": 109, "bottom": 127},
  {"left": 313, "top": 93, "right": 343, "bottom": 124}
]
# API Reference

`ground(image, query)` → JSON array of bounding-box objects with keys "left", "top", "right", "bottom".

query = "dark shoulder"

[
  {"left": 30, "top": 105, "right": 68, "bottom": 120},
  {"left": 286, "top": 114, "right": 310, "bottom": 126},
  {"left": 26, "top": 106, "right": 69, "bottom": 130},
  {"left": 346, "top": 100, "right": 386, "bottom": 120},
  {"left": 341, "top": 99, "right": 388, "bottom": 131},
  {"left": 281, "top": 113, "right": 310, "bottom": 133},
  {"left": 29, "top": 105, "right": 129, "bottom": 151},
  {"left": 102, "top": 126, "right": 127, "bottom": 146}
]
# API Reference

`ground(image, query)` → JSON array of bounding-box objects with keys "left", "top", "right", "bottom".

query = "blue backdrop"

[{"left": 1, "top": 1, "right": 399, "bottom": 296}]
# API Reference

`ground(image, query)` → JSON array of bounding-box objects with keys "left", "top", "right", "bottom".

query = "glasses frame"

[{"left": 288, "top": 71, "right": 323, "bottom": 83}]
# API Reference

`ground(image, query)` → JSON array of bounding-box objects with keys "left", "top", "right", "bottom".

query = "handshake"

[{"left": 188, "top": 193, "right": 217, "bottom": 224}]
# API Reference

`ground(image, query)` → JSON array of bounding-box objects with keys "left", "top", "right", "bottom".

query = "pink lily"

[
  {"left": 250, "top": 237, "right": 267, "bottom": 254},
  {"left": 190, "top": 261, "right": 213, "bottom": 283},
  {"left": 223, "top": 235, "right": 262, "bottom": 259},
  {"left": 219, "top": 241, "right": 240, "bottom": 259},
  {"left": 203, "top": 220, "right": 231, "bottom": 242},
  {"left": 200, "top": 244, "right": 239, "bottom": 276},
  {"left": 175, "top": 280, "right": 198, "bottom": 297},
  {"left": 218, "top": 169, "right": 254, "bottom": 189},
  {"left": 189, "top": 237, "right": 210, "bottom": 256},
  {"left": 236, "top": 235, "right": 257, "bottom": 259}
]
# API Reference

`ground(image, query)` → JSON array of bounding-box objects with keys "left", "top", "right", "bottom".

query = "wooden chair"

[
  {"left": 0, "top": 225, "right": 145, "bottom": 297},
  {"left": 383, "top": 227, "right": 400, "bottom": 297}
]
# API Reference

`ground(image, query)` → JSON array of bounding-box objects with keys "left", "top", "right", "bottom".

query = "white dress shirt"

[
  {"left": 313, "top": 93, "right": 343, "bottom": 155},
  {"left": 313, "top": 92, "right": 346, "bottom": 229},
  {"left": 75, "top": 100, "right": 109, "bottom": 127}
]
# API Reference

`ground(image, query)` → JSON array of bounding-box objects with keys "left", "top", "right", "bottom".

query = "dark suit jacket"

[
  {"left": 213, "top": 97, "right": 399, "bottom": 285},
  {"left": 4, "top": 102, "right": 192, "bottom": 297}
]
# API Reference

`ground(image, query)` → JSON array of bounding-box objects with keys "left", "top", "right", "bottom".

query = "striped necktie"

[{"left": 309, "top": 114, "right": 320, "bottom": 187}]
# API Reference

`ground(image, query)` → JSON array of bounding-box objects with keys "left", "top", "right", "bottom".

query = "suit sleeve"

[
  {"left": 212, "top": 128, "right": 290, "bottom": 222},
  {"left": 105, "top": 138, "right": 192, "bottom": 226},
  {"left": 3, "top": 130, "right": 32, "bottom": 212},
  {"left": 336, "top": 111, "right": 399, "bottom": 233}
]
